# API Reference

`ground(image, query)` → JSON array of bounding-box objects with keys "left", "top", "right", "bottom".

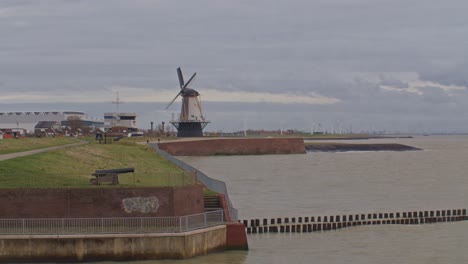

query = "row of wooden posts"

[{"left": 241, "top": 208, "right": 467, "bottom": 234}]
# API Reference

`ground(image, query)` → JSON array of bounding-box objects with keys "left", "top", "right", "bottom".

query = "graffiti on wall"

[{"left": 122, "top": 196, "right": 160, "bottom": 213}]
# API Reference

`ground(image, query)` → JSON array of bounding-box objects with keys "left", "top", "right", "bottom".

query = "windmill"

[{"left": 166, "top": 67, "right": 209, "bottom": 137}]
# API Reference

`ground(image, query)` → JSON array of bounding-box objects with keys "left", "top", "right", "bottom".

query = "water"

[
  {"left": 181, "top": 136, "right": 467, "bottom": 218},
  {"left": 130, "top": 136, "right": 467, "bottom": 264}
]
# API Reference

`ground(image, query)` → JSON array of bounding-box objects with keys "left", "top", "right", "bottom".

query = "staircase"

[{"left": 204, "top": 195, "right": 222, "bottom": 212}]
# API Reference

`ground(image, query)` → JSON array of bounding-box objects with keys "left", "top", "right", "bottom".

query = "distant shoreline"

[
  {"left": 305, "top": 143, "right": 421, "bottom": 152},
  {"left": 303, "top": 136, "right": 413, "bottom": 141},
  {"left": 157, "top": 138, "right": 422, "bottom": 156}
]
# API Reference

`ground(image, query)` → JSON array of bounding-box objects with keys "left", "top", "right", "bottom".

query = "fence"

[
  {"left": 0, "top": 210, "right": 225, "bottom": 235},
  {"left": 152, "top": 144, "right": 238, "bottom": 221},
  {"left": 0, "top": 172, "right": 196, "bottom": 188}
]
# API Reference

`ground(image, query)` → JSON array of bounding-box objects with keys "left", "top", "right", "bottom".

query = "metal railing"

[
  {"left": 0, "top": 210, "right": 224, "bottom": 235},
  {"left": 152, "top": 144, "right": 238, "bottom": 221}
]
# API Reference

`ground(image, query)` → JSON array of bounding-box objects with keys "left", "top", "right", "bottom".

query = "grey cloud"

[
  {"left": 2, "top": 0, "right": 468, "bottom": 132},
  {"left": 419, "top": 63, "right": 468, "bottom": 87},
  {"left": 420, "top": 86, "right": 453, "bottom": 104},
  {"left": 379, "top": 74, "right": 409, "bottom": 89}
]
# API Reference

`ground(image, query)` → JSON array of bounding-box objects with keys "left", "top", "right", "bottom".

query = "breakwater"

[
  {"left": 305, "top": 143, "right": 421, "bottom": 152},
  {"left": 303, "top": 136, "right": 413, "bottom": 141},
  {"left": 157, "top": 138, "right": 306, "bottom": 156},
  {"left": 241, "top": 208, "right": 467, "bottom": 234}
]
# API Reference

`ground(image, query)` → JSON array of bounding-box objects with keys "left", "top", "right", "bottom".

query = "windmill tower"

[{"left": 166, "top": 67, "right": 209, "bottom": 137}]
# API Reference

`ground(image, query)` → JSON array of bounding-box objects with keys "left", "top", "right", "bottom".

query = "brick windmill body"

[{"left": 166, "top": 67, "right": 209, "bottom": 137}]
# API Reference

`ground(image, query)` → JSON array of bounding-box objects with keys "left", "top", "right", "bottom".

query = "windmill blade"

[
  {"left": 166, "top": 91, "right": 182, "bottom": 109},
  {"left": 177, "top": 67, "right": 184, "bottom": 89},
  {"left": 183, "top": 72, "right": 197, "bottom": 89}
]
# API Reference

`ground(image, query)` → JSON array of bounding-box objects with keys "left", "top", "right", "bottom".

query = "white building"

[
  {"left": 0, "top": 111, "right": 103, "bottom": 133},
  {"left": 104, "top": 112, "right": 137, "bottom": 130}
]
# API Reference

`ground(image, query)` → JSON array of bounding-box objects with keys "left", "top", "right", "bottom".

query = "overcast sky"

[{"left": 1, "top": 0, "right": 468, "bottom": 133}]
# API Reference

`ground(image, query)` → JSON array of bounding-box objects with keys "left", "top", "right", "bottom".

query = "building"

[
  {"left": 104, "top": 112, "right": 137, "bottom": 131},
  {"left": 0, "top": 111, "right": 103, "bottom": 134},
  {"left": 0, "top": 128, "right": 26, "bottom": 138},
  {"left": 34, "top": 121, "right": 60, "bottom": 137}
]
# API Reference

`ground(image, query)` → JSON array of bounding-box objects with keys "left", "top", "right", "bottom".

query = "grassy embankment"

[
  {"left": 0, "top": 138, "right": 189, "bottom": 188},
  {"left": 0, "top": 137, "right": 81, "bottom": 154}
]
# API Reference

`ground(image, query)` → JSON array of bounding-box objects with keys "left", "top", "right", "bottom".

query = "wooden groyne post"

[{"left": 241, "top": 208, "right": 467, "bottom": 234}]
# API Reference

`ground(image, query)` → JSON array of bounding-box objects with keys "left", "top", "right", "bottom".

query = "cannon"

[{"left": 90, "top": 167, "right": 135, "bottom": 185}]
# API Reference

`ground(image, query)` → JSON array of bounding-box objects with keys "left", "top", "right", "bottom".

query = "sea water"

[{"left": 124, "top": 136, "right": 468, "bottom": 264}]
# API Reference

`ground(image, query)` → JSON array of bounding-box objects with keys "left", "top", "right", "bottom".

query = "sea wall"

[
  {"left": 0, "top": 186, "right": 204, "bottom": 218},
  {"left": 154, "top": 145, "right": 249, "bottom": 251},
  {"left": 225, "top": 223, "right": 249, "bottom": 250},
  {"left": 305, "top": 143, "right": 421, "bottom": 152},
  {"left": 0, "top": 225, "right": 226, "bottom": 262},
  {"left": 158, "top": 138, "right": 306, "bottom": 156}
]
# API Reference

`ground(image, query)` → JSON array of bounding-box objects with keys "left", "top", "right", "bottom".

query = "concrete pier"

[{"left": 0, "top": 225, "right": 227, "bottom": 263}]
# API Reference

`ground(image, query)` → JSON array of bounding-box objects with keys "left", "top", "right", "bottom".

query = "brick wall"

[
  {"left": 158, "top": 138, "right": 306, "bottom": 156},
  {"left": 0, "top": 186, "right": 204, "bottom": 218}
]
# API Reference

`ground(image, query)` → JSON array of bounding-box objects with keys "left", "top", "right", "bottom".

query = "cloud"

[
  {"left": 2, "top": 0, "right": 468, "bottom": 132},
  {"left": 0, "top": 87, "right": 339, "bottom": 106},
  {"left": 379, "top": 74, "right": 409, "bottom": 89},
  {"left": 379, "top": 75, "right": 466, "bottom": 96},
  {"left": 420, "top": 86, "right": 453, "bottom": 105},
  {"left": 0, "top": 8, "right": 15, "bottom": 18},
  {"left": 419, "top": 63, "right": 468, "bottom": 87}
]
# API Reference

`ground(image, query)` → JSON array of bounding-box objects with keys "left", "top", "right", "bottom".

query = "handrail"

[
  {"left": 151, "top": 143, "right": 238, "bottom": 221},
  {"left": 0, "top": 210, "right": 225, "bottom": 235}
]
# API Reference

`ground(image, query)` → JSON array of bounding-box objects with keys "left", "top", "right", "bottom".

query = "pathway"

[{"left": 0, "top": 141, "right": 88, "bottom": 161}]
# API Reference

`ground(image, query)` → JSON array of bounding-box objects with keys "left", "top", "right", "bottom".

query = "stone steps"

[{"left": 204, "top": 195, "right": 222, "bottom": 211}]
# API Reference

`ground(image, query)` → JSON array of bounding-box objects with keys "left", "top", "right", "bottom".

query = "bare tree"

[{"left": 66, "top": 116, "right": 89, "bottom": 135}]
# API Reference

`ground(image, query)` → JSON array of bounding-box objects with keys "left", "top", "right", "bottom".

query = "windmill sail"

[{"left": 166, "top": 67, "right": 209, "bottom": 137}]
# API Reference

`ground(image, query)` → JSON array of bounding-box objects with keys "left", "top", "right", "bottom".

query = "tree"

[{"left": 65, "top": 116, "right": 90, "bottom": 135}]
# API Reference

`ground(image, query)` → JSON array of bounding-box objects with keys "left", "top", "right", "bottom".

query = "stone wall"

[
  {"left": 0, "top": 226, "right": 226, "bottom": 262},
  {"left": 158, "top": 138, "right": 306, "bottom": 156},
  {"left": 0, "top": 186, "right": 204, "bottom": 218}
]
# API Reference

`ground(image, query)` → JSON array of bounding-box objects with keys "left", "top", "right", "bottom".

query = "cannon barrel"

[{"left": 95, "top": 168, "right": 134, "bottom": 174}]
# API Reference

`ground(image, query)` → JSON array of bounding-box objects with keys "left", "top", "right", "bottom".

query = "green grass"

[
  {"left": 0, "top": 137, "right": 81, "bottom": 154},
  {"left": 203, "top": 188, "right": 219, "bottom": 196},
  {"left": 0, "top": 141, "right": 188, "bottom": 188}
]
